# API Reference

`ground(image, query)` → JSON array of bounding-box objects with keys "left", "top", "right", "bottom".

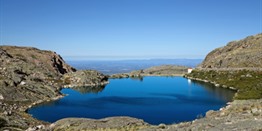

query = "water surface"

[{"left": 28, "top": 77, "right": 235, "bottom": 125}]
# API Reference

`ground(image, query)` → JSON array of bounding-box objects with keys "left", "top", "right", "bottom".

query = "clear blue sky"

[{"left": 1, "top": 0, "right": 261, "bottom": 60}]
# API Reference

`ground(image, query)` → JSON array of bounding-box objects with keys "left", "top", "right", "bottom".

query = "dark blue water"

[{"left": 28, "top": 77, "right": 235, "bottom": 125}]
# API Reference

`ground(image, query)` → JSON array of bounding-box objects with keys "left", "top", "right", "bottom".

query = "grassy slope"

[{"left": 185, "top": 69, "right": 262, "bottom": 99}]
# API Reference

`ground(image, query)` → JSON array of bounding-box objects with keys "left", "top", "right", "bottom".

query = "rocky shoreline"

[{"left": 185, "top": 75, "right": 238, "bottom": 91}]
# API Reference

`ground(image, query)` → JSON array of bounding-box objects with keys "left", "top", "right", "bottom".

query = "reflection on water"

[
  {"left": 70, "top": 85, "right": 106, "bottom": 94},
  {"left": 130, "top": 76, "right": 143, "bottom": 81},
  {"left": 191, "top": 80, "right": 235, "bottom": 102},
  {"left": 188, "top": 79, "right": 192, "bottom": 85},
  {"left": 28, "top": 77, "right": 235, "bottom": 125}
]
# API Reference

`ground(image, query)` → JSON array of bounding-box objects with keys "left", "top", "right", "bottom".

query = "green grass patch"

[{"left": 186, "top": 69, "right": 262, "bottom": 99}]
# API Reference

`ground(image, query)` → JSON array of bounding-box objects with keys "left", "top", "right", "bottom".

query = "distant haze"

[{"left": 67, "top": 59, "right": 203, "bottom": 75}]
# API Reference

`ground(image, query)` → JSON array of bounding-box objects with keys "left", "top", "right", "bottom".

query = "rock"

[
  {"left": 206, "top": 110, "right": 216, "bottom": 117},
  {"left": 222, "top": 85, "right": 227, "bottom": 88},
  {"left": 26, "top": 127, "right": 37, "bottom": 131},
  {"left": 110, "top": 73, "right": 129, "bottom": 79},
  {"left": 3, "top": 111, "right": 12, "bottom": 116},
  {"left": 0, "top": 94, "right": 4, "bottom": 100},
  {"left": 219, "top": 112, "right": 225, "bottom": 116},
  {"left": 36, "top": 125, "right": 45, "bottom": 130},
  {"left": 62, "top": 70, "right": 109, "bottom": 88},
  {"left": 20, "top": 81, "right": 26, "bottom": 85},
  {"left": 49, "top": 123, "right": 56, "bottom": 129},
  {"left": 158, "top": 123, "right": 167, "bottom": 129},
  {"left": 204, "top": 80, "right": 209, "bottom": 83},
  {"left": 246, "top": 74, "right": 252, "bottom": 77},
  {"left": 251, "top": 108, "right": 258, "bottom": 114}
]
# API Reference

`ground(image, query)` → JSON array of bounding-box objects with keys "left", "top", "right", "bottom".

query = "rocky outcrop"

[
  {"left": 110, "top": 73, "right": 129, "bottom": 79},
  {"left": 199, "top": 33, "right": 262, "bottom": 68},
  {"left": 0, "top": 46, "right": 77, "bottom": 103},
  {"left": 1, "top": 46, "right": 76, "bottom": 75},
  {"left": 0, "top": 46, "right": 77, "bottom": 130},
  {"left": 62, "top": 70, "right": 109, "bottom": 88}
]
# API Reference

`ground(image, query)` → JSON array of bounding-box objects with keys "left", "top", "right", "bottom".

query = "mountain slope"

[
  {"left": 199, "top": 33, "right": 262, "bottom": 68},
  {"left": 0, "top": 46, "right": 76, "bottom": 103}
]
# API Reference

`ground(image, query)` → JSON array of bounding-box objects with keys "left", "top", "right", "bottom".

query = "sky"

[{"left": 0, "top": 0, "right": 261, "bottom": 60}]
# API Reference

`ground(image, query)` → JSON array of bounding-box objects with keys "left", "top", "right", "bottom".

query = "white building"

[{"left": 188, "top": 68, "right": 193, "bottom": 73}]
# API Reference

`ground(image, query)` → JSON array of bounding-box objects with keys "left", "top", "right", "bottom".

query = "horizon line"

[{"left": 64, "top": 57, "right": 204, "bottom": 61}]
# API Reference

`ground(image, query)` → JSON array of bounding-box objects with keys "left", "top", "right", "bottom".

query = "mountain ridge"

[{"left": 199, "top": 33, "right": 262, "bottom": 68}]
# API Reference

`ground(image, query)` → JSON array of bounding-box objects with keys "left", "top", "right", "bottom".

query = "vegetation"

[
  {"left": 0, "top": 117, "right": 7, "bottom": 127},
  {"left": 186, "top": 69, "right": 262, "bottom": 99},
  {"left": 31, "top": 54, "right": 37, "bottom": 59}
]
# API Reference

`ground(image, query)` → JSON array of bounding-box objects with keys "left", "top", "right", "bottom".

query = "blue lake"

[{"left": 28, "top": 77, "right": 235, "bottom": 125}]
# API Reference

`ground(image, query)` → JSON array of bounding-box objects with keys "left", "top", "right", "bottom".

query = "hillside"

[
  {"left": 0, "top": 46, "right": 108, "bottom": 130},
  {"left": 0, "top": 46, "right": 77, "bottom": 129},
  {"left": 186, "top": 33, "right": 262, "bottom": 99},
  {"left": 199, "top": 33, "right": 262, "bottom": 68},
  {"left": 0, "top": 46, "right": 76, "bottom": 103}
]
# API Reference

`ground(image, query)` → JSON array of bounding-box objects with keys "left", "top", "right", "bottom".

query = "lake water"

[{"left": 28, "top": 77, "right": 235, "bottom": 125}]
